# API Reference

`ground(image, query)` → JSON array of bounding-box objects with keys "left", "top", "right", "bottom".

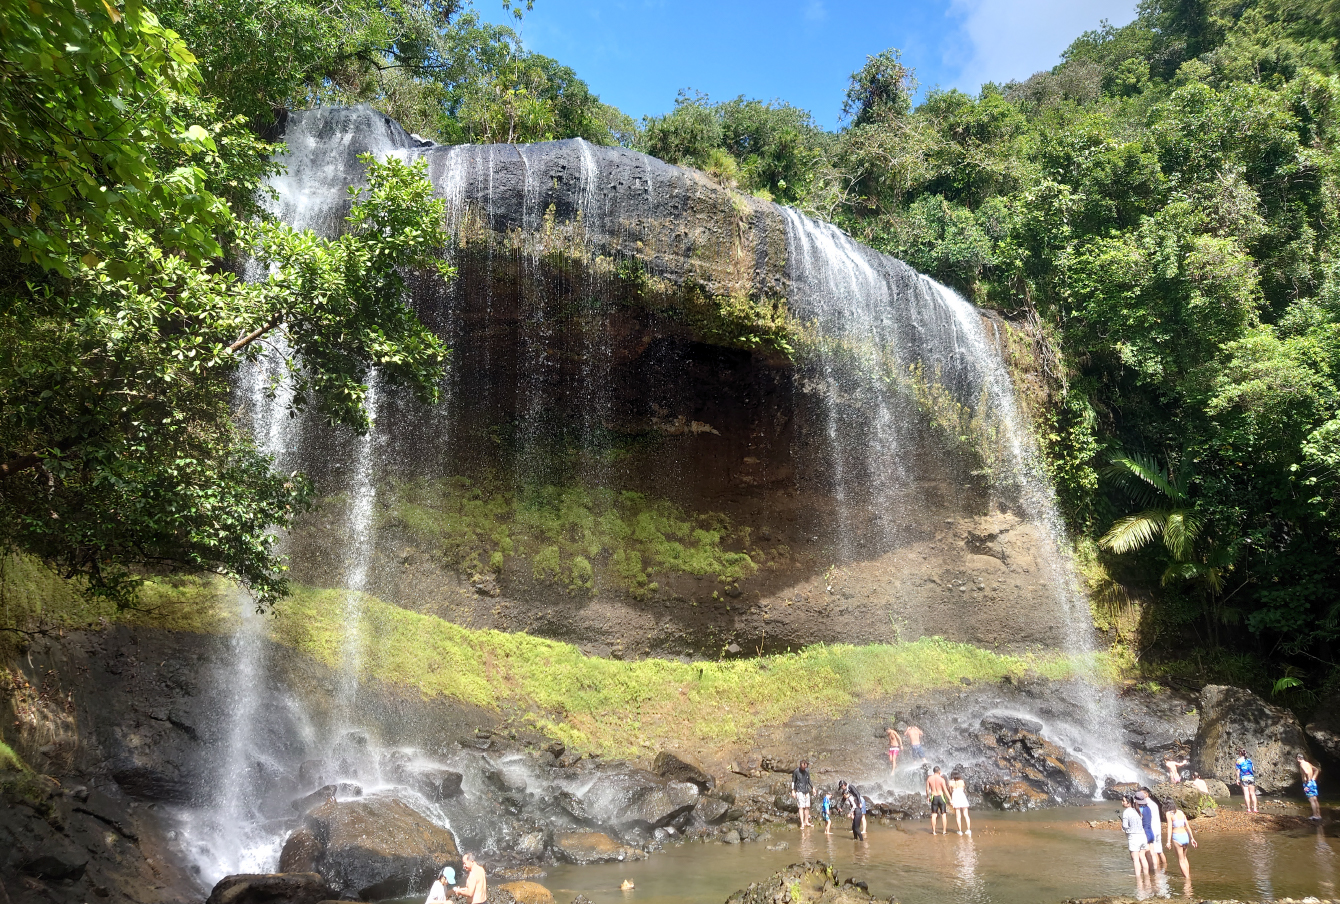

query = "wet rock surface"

[
  {"left": 204, "top": 873, "right": 333, "bottom": 904},
  {"left": 282, "top": 797, "right": 460, "bottom": 899},
  {"left": 724, "top": 861, "right": 892, "bottom": 904},
  {"left": 550, "top": 832, "right": 646, "bottom": 864},
  {"left": 1193, "top": 685, "right": 1311, "bottom": 793}
]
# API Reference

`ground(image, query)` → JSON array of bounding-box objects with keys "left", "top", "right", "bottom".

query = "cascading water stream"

[{"left": 335, "top": 373, "right": 380, "bottom": 715}]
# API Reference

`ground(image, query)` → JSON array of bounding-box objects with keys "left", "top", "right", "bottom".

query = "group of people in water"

[{"left": 789, "top": 724, "right": 974, "bottom": 842}]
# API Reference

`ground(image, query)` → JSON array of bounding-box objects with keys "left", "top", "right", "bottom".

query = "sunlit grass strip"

[{"left": 270, "top": 584, "right": 1108, "bottom": 758}]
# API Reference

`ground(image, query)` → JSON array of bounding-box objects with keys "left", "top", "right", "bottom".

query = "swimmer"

[
  {"left": 1164, "top": 797, "right": 1198, "bottom": 879},
  {"left": 925, "top": 765, "right": 950, "bottom": 835},
  {"left": 886, "top": 727, "right": 903, "bottom": 773},
  {"left": 1299, "top": 754, "right": 1322, "bottom": 821},
  {"left": 948, "top": 770, "right": 971, "bottom": 836},
  {"left": 1235, "top": 748, "right": 1259, "bottom": 813}
]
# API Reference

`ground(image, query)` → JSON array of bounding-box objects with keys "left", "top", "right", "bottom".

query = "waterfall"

[{"left": 336, "top": 372, "right": 379, "bottom": 714}]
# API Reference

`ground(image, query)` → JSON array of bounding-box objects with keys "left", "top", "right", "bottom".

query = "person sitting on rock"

[
  {"left": 1235, "top": 749, "right": 1259, "bottom": 813},
  {"left": 426, "top": 866, "right": 455, "bottom": 904},
  {"left": 454, "top": 853, "right": 487, "bottom": 904},
  {"left": 1190, "top": 772, "right": 1210, "bottom": 795},
  {"left": 1298, "top": 754, "right": 1322, "bottom": 821}
]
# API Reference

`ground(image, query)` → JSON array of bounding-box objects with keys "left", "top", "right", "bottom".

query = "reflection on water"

[{"left": 541, "top": 805, "right": 1339, "bottom": 904}]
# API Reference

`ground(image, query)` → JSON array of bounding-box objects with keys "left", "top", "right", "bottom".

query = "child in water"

[{"left": 819, "top": 790, "right": 834, "bottom": 835}]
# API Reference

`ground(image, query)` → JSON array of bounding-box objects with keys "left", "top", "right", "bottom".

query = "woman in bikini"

[
  {"left": 886, "top": 727, "right": 902, "bottom": 773},
  {"left": 1164, "top": 796, "right": 1198, "bottom": 878}
]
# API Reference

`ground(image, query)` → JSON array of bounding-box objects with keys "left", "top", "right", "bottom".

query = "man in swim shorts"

[
  {"left": 925, "top": 765, "right": 950, "bottom": 835},
  {"left": 905, "top": 724, "right": 925, "bottom": 762},
  {"left": 791, "top": 759, "right": 814, "bottom": 828},
  {"left": 1299, "top": 754, "right": 1322, "bottom": 820}
]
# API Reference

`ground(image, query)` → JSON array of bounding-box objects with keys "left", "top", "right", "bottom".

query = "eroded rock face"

[
  {"left": 1193, "top": 685, "right": 1311, "bottom": 793},
  {"left": 652, "top": 751, "right": 715, "bottom": 790},
  {"left": 966, "top": 716, "right": 1098, "bottom": 810},
  {"left": 282, "top": 798, "right": 460, "bottom": 900}
]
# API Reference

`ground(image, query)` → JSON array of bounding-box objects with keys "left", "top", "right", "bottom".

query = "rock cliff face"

[{"left": 270, "top": 106, "right": 1081, "bottom": 658}]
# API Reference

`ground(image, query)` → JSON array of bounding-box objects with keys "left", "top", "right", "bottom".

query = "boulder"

[
  {"left": 651, "top": 751, "right": 715, "bottom": 790},
  {"left": 206, "top": 874, "right": 334, "bottom": 904},
  {"left": 694, "top": 796, "right": 730, "bottom": 824},
  {"left": 616, "top": 780, "right": 698, "bottom": 828},
  {"left": 278, "top": 828, "right": 323, "bottom": 873},
  {"left": 496, "top": 881, "right": 554, "bottom": 904},
  {"left": 292, "top": 783, "right": 361, "bottom": 815},
  {"left": 410, "top": 768, "right": 464, "bottom": 802},
  {"left": 1150, "top": 782, "right": 1217, "bottom": 819},
  {"left": 1306, "top": 684, "right": 1340, "bottom": 760},
  {"left": 551, "top": 831, "right": 645, "bottom": 865},
  {"left": 725, "top": 861, "right": 882, "bottom": 904},
  {"left": 1065, "top": 760, "right": 1098, "bottom": 798},
  {"left": 283, "top": 797, "right": 460, "bottom": 899},
  {"left": 1102, "top": 779, "right": 1140, "bottom": 801},
  {"left": 1193, "top": 685, "right": 1311, "bottom": 793},
  {"left": 982, "top": 780, "right": 1049, "bottom": 810}
]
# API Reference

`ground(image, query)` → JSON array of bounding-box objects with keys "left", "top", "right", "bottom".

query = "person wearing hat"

[
  {"left": 1136, "top": 788, "right": 1165, "bottom": 871},
  {"left": 1121, "top": 794, "right": 1149, "bottom": 877},
  {"left": 425, "top": 866, "right": 456, "bottom": 904}
]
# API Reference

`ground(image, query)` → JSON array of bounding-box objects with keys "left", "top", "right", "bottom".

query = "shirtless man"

[
  {"left": 454, "top": 853, "right": 487, "bottom": 904},
  {"left": 886, "top": 727, "right": 903, "bottom": 773},
  {"left": 925, "top": 765, "right": 950, "bottom": 835},
  {"left": 1190, "top": 773, "right": 1210, "bottom": 794},
  {"left": 1299, "top": 754, "right": 1322, "bottom": 821},
  {"left": 905, "top": 724, "right": 925, "bottom": 762}
]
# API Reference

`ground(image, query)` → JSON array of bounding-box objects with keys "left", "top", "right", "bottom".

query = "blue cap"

[{"left": 441, "top": 867, "right": 456, "bottom": 885}]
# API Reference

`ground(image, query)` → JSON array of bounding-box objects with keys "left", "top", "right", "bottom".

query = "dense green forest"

[{"left": 3, "top": 0, "right": 1339, "bottom": 696}]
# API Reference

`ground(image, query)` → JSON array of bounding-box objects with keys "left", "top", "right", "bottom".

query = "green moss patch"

[{"left": 383, "top": 479, "right": 758, "bottom": 598}]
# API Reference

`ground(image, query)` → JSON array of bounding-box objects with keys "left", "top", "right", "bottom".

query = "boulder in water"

[
  {"left": 205, "top": 873, "right": 334, "bottom": 904},
  {"left": 693, "top": 796, "right": 731, "bottom": 824},
  {"left": 1151, "top": 782, "right": 1217, "bottom": 818},
  {"left": 724, "top": 860, "right": 882, "bottom": 904},
  {"left": 982, "top": 780, "right": 1050, "bottom": 810},
  {"left": 1192, "top": 685, "right": 1311, "bottom": 792},
  {"left": 410, "top": 767, "right": 464, "bottom": 802},
  {"left": 651, "top": 751, "right": 715, "bottom": 790},
  {"left": 282, "top": 797, "right": 460, "bottom": 899},
  {"left": 496, "top": 881, "right": 554, "bottom": 904},
  {"left": 551, "top": 831, "right": 645, "bottom": 864}
]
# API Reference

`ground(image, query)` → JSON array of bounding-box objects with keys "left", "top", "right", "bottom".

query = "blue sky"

[{"left": 484, "top": 0, "right": 1140, "bottom": 128}]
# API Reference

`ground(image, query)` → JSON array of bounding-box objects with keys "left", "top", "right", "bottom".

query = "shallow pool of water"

[{"left": 539, "top": 803, "right": 1338, "bottom": 904}]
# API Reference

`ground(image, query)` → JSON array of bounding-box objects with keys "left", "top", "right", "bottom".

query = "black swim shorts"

[{"left": 930, "top": 795, "right": 947, "bottom": 814}]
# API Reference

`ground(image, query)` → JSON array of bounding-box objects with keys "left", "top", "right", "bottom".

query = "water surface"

[{"left": 540, "top": 804, "right": 1337, "bottom": 904}]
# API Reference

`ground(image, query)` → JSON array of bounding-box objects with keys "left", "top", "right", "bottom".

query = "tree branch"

[{"left": 228, "top": 314, "right": 282, "bottom": 353}]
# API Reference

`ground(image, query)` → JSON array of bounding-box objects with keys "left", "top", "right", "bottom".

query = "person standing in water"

[
  {"left": 1299, "top": 754, "right": 1322, "bottom": 820},
  {"left": 1236, "top": 748, "right": 1259, "bottom": 813},
  {"left": 925, "top": 766, "right": 950, "bottom": 835},
  {"left": 906, "top": 724, "right": 925, "bottom": 763},
  {"left": 819, "top": 789, "right": 834, "bottom": 834},
  {"left": 948, "top": 771, "right": 971, "bottom": 835},
  {"left": 791, "top": 759, "right": 814, "bottom": 828},
  {"left": 454, "top": 853, "right": 487, "bottom": 904},
  {"left": 841, "top": 781, "right": 867, "bottom": 840},
  {"left": 886, "top": 727, "right": 903, "bottom": 773},
  {"left": 1122, "top": 795, "right": 1149, "bottom": 878},
  {"left": 1164, "top": 796, "right": 1198, "bottom": 879},
  {"left": 1136, "top": 789, "right": 1165, "bottom": 871}
]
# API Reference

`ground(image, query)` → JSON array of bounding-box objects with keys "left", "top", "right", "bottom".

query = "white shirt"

[{"left": 425, "top": 879, "right": 449, "bottom": 904}]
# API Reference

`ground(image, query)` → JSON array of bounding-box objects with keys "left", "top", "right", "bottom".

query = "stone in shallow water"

[
  {"left": 496, "top": 881, "right": 554, "bottom": 904},
  {"left": 551, "top": 831, "right": 644, "bottom": 864},
  {"left": 724, "top": 860, "right": 885, "bottom": 904}
]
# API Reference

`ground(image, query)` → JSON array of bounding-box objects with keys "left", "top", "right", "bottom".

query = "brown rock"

[
  {"left": 1193, "top": 685, "right": 1312, "bottom": 793},
  {"left": 205, "top": 873, "right": 333, "bottom": 904},
  {"left": 551, "top": 832, "right": 645, "bottom": 865},
  {"left": 982, "top": 780, "right": 1050, "bottom": 810},
  {"left": 651, "top": 751, "right": 715, "bottom": 791},
  {"left": 278, "top": 828, "right": 322, "bottom": 873},
  {"left": 497, "top": 881, "right": 555, "bottom": 904}
]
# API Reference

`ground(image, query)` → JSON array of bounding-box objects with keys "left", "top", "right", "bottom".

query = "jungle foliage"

[{"left": 642, "top": 2, "right": 1340, "bottom": 674}]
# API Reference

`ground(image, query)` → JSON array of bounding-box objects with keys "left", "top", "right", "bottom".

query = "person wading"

[
  {"left": 1299, "top": 754, "right": 1323, "bottom": 821},
  {"left": 425, "top": 867, "right": 455, "bottom": 904},
  {"left": 948, "top": 771, "right": 971, "bottom": 836},
  {"left": 454, "top": 853, "right": 487, "bottom": 904},
  {"left": 1235, "top": 749, "right": 1259, "bottom": 813},
  {"left": 1164, "top": 796, "right": 1198, "bottom": 879},
  {"left": 791, "top": 759, "right": 814, "bottom": 829},
  {"left": 1122, "top": 795, "right": 1149, "bottom": 878},
  {"left": 925, "top": 766, "right": 950, "bottom": 835}
]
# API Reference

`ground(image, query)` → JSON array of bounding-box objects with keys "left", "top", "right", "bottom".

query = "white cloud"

[
  {"left": 947, "top": 0, "right": 1139, "bottom": 91},
  {"left": 805, "top": 0, "right": 828, "bottom": 22}
]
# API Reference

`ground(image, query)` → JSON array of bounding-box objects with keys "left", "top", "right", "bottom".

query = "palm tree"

[{"left": 1099, "top": 453, "right": 1228, "bottom": 593}]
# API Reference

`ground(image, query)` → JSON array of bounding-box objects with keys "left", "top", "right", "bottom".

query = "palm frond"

[
  {"left": 1162, "top": 509, "right": 1203, "bottom": 561},
  {"left": 1099, "top": 510, "right": 1168, "bottom": 554},
  {"left": 1101, "top": 452, "right": 1183, "bottom": 506}
]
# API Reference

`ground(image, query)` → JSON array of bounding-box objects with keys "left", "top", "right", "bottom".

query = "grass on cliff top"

[{"left": 266, "top": 583, "right": 1106, "bottom": 758}]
